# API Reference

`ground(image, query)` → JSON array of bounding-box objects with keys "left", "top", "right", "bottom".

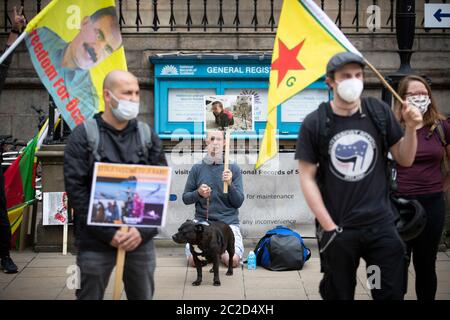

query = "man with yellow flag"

[
  {"left": 296, "top": 50, "right": 423, "bottom": 300},
  {"left": 257, "top": 0, "right": 423, "bottom": 300}
]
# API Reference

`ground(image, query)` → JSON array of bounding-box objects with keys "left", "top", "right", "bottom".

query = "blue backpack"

[{"left": 254, "top": 226, "right": 311, "bottom": 271}]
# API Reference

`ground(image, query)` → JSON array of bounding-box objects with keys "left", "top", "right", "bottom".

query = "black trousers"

[
  {"left": 403, "top": 192, "right": 445, "bottom": 300},
  {"left": 319, "top": 223, "right": 406, "bottom": 300},
  {"left": 0, "top": 166, "right": 11, "bottom": 257}
]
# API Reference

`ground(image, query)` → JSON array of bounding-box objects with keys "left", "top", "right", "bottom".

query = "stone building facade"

[{"left": 0, "top": 0, "right": 449, "bottom": 143}]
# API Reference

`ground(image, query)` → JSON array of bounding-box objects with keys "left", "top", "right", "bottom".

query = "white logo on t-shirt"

[{"left": 329, "top": 130, "right": 377, "bottom": 182}]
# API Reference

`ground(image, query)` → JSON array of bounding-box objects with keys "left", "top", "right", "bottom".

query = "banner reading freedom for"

[{"left": 24, "top": 0, "right": 127, "bottom": 129}]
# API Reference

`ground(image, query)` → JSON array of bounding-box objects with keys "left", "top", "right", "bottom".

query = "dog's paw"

[
  {"left": 213, "top": 280, "right": 221, "bottom": 286},
  {"left": 226, "top": 270, "right": 233, "bottom": 276},
  {"left": 192, "top": 280, "right": 202, "bottom": 286}
]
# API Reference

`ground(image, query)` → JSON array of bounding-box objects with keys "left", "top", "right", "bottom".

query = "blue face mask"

[{"left": 108, "top": 90, "right": 140, "bottom": 121}]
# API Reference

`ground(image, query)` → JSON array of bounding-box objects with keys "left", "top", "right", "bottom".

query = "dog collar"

[{"left": 193, "top": 219, "right": 210, "bottom": 226}]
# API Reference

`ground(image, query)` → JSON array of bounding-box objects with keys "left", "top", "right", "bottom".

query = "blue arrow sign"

[
  {"left": 434, "top": 9, "right": 450, "bottom": 22},
  {"left": 425, "top": 4, "right": 450, "bottom": 28}
]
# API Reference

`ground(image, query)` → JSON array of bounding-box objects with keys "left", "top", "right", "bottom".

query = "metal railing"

[{"left": 0, "top": 0, "right": 447, "bottom": 34}]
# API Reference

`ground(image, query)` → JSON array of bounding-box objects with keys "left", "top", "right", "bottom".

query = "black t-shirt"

[{"left": 295, "top": 98, "right": 403, "bottom": 228}]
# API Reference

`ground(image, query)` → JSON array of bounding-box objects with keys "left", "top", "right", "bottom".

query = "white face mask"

[
  {"left": 406, "top": 95, "right": 430, "bottom": 115},
  {"left": 336, "top": 78, "right": 364, "bottom": 103},
  {"left": 108, "top": 91, "right": 140, "bottom": 121}
]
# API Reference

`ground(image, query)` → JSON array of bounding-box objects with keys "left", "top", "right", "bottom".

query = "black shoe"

[{"left": 1, "top": 256, "right": 18, "bottom": 274}]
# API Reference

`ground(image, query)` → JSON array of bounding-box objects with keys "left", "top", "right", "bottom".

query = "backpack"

[
  {"left": 83, "top": 117, "right": 152, "bottom": 162},
  {"left": 254, "top": 226, "right": 311, "bottom": 271}
]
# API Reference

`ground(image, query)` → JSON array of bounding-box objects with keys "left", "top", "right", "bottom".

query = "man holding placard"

[
  {"left": 182, "top": 131, "right": 245, "bottom": 268},
  {"left": 64, "top": 70, "right": 167, "bottom": 300}
]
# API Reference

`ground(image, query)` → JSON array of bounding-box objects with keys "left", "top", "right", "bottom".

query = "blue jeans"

[{"left": 76, "top": 240, "right": 156, "bottom": 300}]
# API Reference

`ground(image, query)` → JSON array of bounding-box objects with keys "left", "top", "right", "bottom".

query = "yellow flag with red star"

[{"left": 255, "top": 0, "right": 361, "bottom": 169}]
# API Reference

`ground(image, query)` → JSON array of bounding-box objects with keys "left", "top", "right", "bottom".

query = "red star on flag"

[{"left": 271, "top": 38, "right": 306, "bottom": 86}]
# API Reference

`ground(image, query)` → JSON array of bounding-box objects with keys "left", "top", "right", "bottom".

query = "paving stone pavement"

[{"left": 0, "top": 240, "right": 449, "bottom": 300}]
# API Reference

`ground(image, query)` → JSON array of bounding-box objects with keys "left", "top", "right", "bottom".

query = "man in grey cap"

[{"left": 295, "top": 51, "right": 422, "bottom": 300}]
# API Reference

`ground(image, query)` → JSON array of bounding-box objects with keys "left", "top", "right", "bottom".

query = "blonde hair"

[{"left": 394, "top": 75, "right": 444, "bottom": 127}]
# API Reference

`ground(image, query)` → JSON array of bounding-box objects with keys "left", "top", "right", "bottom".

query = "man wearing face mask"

[
  {"left": 295, "top": 52, "right": 423, "bottom": 300},
  {"left": 64, "top": 70, "right": 167, "bottom": 300}
]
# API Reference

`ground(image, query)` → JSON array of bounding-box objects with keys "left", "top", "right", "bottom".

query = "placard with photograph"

[
  {"left": 204, "top": 95, "right": 254, "bottom": 132},
  {"left": 87, "top": 163, "right": 172, "bottom": 228},
  {"left": 224, "top": 88, "right": 268, "bottom": 122},
  {"left": 43, "top": 192, "right": 68, "bottom": 225}
]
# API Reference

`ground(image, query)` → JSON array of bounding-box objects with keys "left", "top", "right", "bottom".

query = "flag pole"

[
  {"left": 113, "top": 226, "right": 129, "bottom": 300},
  {"left": 363, "top": 58, "right": 404, "bottom": 104},
  {"left": 223, "top": 129, "right": 231, "bottom": 194},
  {"left": 0, "top": 31, "right": 27, "bottom": 65}
]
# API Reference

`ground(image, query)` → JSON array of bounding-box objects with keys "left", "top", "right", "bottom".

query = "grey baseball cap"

[{"left": 326, "top": 52, "right": 365, "bottom": 77}]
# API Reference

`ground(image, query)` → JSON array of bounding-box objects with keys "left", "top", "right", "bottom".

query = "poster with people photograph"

[
  {"left": 43, "top": 192, "right": 69, "bottom": 225},
  {"left": 87, "top": 163, "right": 172, "bottom": 228},
  {"left": 204, "top": 95, "right": 254, "bottom": 132}
]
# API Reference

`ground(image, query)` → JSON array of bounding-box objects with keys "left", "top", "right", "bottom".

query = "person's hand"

[
  {"left": 222, "top": 169, "right": 232, "bottom": 186},
  {"left": 197, "top": 184, "right": 211, "bottom": 198},
  {"left": 323, "top": 223, "right": 338, "bottom": 232},
  {"left": 402, "top": 100, "right": 423, "bottom": 130},
  {"left": 111, "top": 228, "right": 142, "bottom": 251},
  {"left": 12, "top": 6, "right": 26, "bottom": 32},
  {"left": 110, "top": 229, "right": 128, "bottom": 248},
  {"left": 118, "top": 227, "right": 142, "bottom": 252}
]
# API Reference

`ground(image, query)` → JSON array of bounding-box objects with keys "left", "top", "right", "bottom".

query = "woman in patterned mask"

[{"left": 394, "top": 75, "right": 450, "bottom": 300}]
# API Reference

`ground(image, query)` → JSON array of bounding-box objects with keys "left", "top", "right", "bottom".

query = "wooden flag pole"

[
  {"left": 363, "top": 58, "right": 404, "bottom": 104},
  {"left": 62, "top": 223, "right": 68, "bottom": 256},
  {"left": 113, "top": 226, "right": 129, "bottom": 300},
  {"left": 223, "top": 130, "right": 231, "bottom": 194}
]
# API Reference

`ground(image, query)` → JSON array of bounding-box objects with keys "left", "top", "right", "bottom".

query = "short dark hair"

[
  {"left": 90, "top": 6, "right": 118, "bottom": 22},
  {"left": 211, "top": 101, "right": 223, "bottom": 109}
]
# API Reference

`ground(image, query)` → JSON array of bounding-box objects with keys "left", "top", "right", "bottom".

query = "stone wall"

[{"left": 0, "top": 0, "right": 448, "bottom": 143}]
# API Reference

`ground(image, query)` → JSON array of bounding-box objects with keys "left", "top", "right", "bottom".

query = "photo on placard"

[
  {"left": 204, "top": 95, "right": 254, "bottom": 132},
  {"left": 87, "top": 163, "right": 172, "bottom": 228},
  {"left": 43, "top": 192, "right": 68, "bottom": 225}
]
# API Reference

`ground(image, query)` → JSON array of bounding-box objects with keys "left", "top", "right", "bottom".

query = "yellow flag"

[
  {"left": 255, "top": 0, "right": 361, "bottom": 169},
  {"left": 25, "top": 0, "right": 127, "bottom": 129}
]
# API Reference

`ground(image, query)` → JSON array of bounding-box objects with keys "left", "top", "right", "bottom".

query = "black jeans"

[
  {"left": 403, "top": 192, "right": 445, "bottom": 300},
  {"left": 76, "top": 240, "right": 156, "bottom": 300},
  {"left": 319, "top": 223, "right": 406, "bottom": 300},
  {"left": 0, "top": 166, "right": 11, "bottom": 258}
]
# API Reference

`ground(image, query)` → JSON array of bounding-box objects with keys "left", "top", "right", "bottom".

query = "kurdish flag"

[
  {"left": 4, "top": 121, "right": 50, "bottom": 234},
  {"left": 4, "top": 136, "right": 38, "bottom": 211},
  {"left": 24, "top": 0, "right": 126, "bottom": 129},
  {"left": 255, "top": 0, "right": 361, "bottom": 169}
]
